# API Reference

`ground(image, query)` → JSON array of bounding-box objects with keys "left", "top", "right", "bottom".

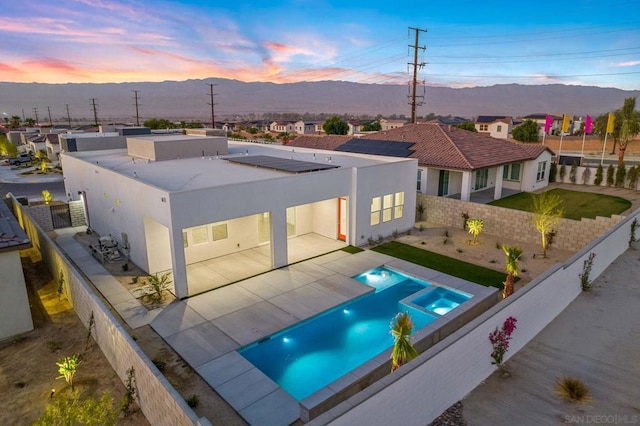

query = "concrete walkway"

[{"left": 463, "top": 249, "right": 640, "bottom": 425}]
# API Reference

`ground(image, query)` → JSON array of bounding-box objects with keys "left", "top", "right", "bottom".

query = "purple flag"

[
  {"left": 544, "top": 115, "right": 553, "bottom": 133},
  {"left": 584, "top": 115, "right": 593, "bottom": 134}
]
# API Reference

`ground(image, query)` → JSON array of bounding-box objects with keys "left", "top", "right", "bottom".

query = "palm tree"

[
  {"left": 502, "top": 245, "right": 523, "bottom": 299},
  {"left": 390, "top": 312, "right": 419, "bottom": 372},
  {"left": 466, "top": 219, "right": 484, "bottom": 244},
  {"left": 618, "top": 97, "right": 640, "bottom": 167},
  {"left": 56, "top": 354, "right": 82, "bottom": 390}
]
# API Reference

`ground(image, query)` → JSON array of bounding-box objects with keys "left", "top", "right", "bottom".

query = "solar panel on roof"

[
  {"left": 336, "top": 138, "right": 414, "bottom": 157},
  {"left": 225, "top": 155, "right": 339, "bottom": 173}
]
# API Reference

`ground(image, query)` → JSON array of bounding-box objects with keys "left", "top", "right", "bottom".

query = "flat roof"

[{"left": 65, "top": 141, "right": 412, "bottom": 193}]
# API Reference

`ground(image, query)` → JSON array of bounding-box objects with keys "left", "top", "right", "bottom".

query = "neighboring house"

[
  {"left": 61, "top": 134, "right": 417, "bottom": 299},
  {"left": 522, "top": 114, "right": 563, "bottom": 136},
  {"left": 27, "top": 134, "right": 47, "bottom": 155},
  {"left": 59, "top": 127, "right": 152, "bottom": 152},
  {"left": 426, "top": 117, "right": 471, "bottom": 126},
  {"left": 270, "top": 121, "right": 296, "bottom": 134},
  {"left": 380, "top": 119, "right": 408, "bottom": 131},
  {"left": 44, "top": 133, "right": 61, "bottom": 161},
  {"left": 293, "top": 120, "right": 316, "bottom": 134},
  {"left": 292, "top": 123, "right": 554, "bottom": 202},
  {"left": 0, "top": 199, "right": 33, "bottom": 342},
  {"left": 347, "top": 120, "right": 364, "bottom": 135},
  {"left": 475, "top": 116, "right": 513, "bottom": 139}
]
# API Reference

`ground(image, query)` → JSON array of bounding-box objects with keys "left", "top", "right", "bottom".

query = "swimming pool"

[{"left": 238, "top": 266, "right": 470, "bottom": 401}]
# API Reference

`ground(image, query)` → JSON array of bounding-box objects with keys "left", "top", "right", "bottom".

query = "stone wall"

[
  {"left": 69, "top": 200, "right": 87, "bottom": 227},
  {"left": 27, "top": 204, "right": 54, "bottom": 231},
  {"left": 418, "top": 193, "right": 623, "bottom": 252},
  {"left": 8, "top": 195, "right": 210, "bottom": 426}
]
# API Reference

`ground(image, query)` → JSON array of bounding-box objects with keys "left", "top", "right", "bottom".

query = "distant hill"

[{"left": 1, "top": 79, "right": 637, "bottom": 123}]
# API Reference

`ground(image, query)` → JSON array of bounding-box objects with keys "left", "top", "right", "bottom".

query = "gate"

[{"left": 50, "top": 204, "right": 72, "bottom": 229}]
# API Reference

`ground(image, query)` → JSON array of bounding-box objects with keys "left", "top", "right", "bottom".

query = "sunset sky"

[{"left": 1, "top": 0, "right": 639, "bottom": 89}]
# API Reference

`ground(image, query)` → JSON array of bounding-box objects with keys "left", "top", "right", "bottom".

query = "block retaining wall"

[{"left": 418, "top": 193, "right": 623, "bottom": 252}]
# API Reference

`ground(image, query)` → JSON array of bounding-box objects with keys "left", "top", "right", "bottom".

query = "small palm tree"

[
  {"left": 466, "top": 218, "right": 484, "bottom": 244},
  {"left": 42, "top": 189, "right": 53, "bottom": 205},
  {"left": 57, "top": 354, "right": 82, "bottom": 390},
  {"left": 502, "top": 245, "right": 523, "bottom": 299},
  {"left": 390, "top": 312, "right": 419, "bottom": 372},
  {"left": 145, "top": 272, "right": 172, "bottom": 303}
]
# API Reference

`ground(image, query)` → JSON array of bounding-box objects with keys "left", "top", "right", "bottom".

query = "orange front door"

[{"left": 338, "top": 197, "right": 347, "bottom": 241}]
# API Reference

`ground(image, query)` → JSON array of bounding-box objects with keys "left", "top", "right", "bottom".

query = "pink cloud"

[{"left": 22, "top": 57, "right": 87, "bottom": 76}]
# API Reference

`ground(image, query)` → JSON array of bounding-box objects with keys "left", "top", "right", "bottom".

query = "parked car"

[{"left": 7, "top": 153, "right": 35, "bottom": 165}]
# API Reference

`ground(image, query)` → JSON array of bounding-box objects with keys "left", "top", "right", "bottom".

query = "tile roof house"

[
  {"left": 291, "top": 123, "right": 554, "bottom": 201},
  {"left": 475, "top": 116, "right": 513, "bottom": 139},
  {"left": 0, "top": 199, "right": 33, "bottom": 341}
]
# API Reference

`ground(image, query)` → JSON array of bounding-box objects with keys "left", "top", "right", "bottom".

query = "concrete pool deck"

[
  {"left": 148, "top": 251, "right": 496, "bottom": 425},
  {"left": 50, "top": 227, "right": 496, "bottom": 425}
]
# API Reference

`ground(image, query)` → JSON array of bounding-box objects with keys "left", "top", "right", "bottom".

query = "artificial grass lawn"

[
  {"left": 372, "top": 241, "right": 506, "bottom": 289},
  {"left": 341, "top": 245, "right": 364, "bottom": 254},
  {"left": 488, "top": 188, "right": 631, "bottom": 220}
]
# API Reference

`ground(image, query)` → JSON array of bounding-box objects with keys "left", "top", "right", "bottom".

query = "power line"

[
  {"left": 429, "top": 46, "right": 640, "bottom": 59},
  {"left": 425, "top": 70, "right": 640, "bottom": 79},
  {"left": 408, "top": 27, "right": 427, "bottom": 124},
  {"left": 430, "top": 50, "right": 640, "bottom": 65},
  {"left": 132, "top": 90, "right": 141, "bottom": 126},
  {"left": 207, "top": 84, "right": 217, "bottom": 128}
]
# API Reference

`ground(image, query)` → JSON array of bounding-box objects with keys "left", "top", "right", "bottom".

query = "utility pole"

[
  {"left": 207, "top": 83, "right": 217, "bottom": 128},
  {"left": 90, "top": 98, "right": 99, "bottom": 126},
  {"left": 408, "top": 27, "right": 427, "bottom": 124},
  {"left": 65, "top": 104, "right": 72, "bottom": 128},
  {"left": 132, "top": 90, "right": 141, "bottom": 126},
  {"left": 47, "top": 106, "right": 53, "bottom": 126},
  {"left": 33, "top": 108, "right": 39, "bottom": 126},
  {"left": 21, "top": 108, "right": 25, "bottom": 122}
]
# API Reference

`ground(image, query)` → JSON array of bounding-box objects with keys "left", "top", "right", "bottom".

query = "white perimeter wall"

[
  {"left": 0, "top": 250, "right": 34, "bottom": 341},
  {"left": 8, "top": 195, "right": 208, "bottom": 426},
  {"left": 313, "top": 208, "right": 640, "bottom": 426}
]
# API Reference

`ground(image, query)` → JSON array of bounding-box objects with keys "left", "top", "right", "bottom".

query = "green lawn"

[
  {"left": 488, "top": 188, "right": 631, "bottom": 220},
  {"left": 372, "top": 241, "right": 506, "bottom": 289}
]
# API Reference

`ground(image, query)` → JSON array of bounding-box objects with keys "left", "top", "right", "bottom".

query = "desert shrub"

[
  {"left": 615, "top": 161, "right": 626, "bottom": 187},
  {"left": 606, "top": 164, "right": 615, "bottom": 186},
  {"left": 559, "top": 164, "right": 567, "bottom": 182},
  {"left": 594, "top": 164, "right": 604, "bottom": 186},
  {"left": 569, "top": 161, "right": 577, "bottom": 183},
  {"left": 555, "top": 376, "right": 591, "bottom": 403}
]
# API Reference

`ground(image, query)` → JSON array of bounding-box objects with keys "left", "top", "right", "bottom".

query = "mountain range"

[{"left": 1, "top": 79, "right": 638, "bottom": 123}]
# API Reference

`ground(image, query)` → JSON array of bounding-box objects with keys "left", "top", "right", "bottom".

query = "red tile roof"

[
  {"left": 289, "top": 135, "right": 353, "bottom": 151},
  {"left": 290, "top": 123, "right": 554, "bottom": 171}
]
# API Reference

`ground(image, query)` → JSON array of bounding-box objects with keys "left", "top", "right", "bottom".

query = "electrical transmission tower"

[
  {"left": 408, "top": 27, "right": 427, "bottom": 124},
  {"left": 208, "top": 83, "right": 217, "bottom": 128},
  {"left": 90, "top": 98, "right": 99, "bottom": 126},
  {"left": 65, "top": 104, "right": 72, "bottom": 127},
  {"left": 132, "top": 90, "right": 141, "bottom": 126},
  {"left": 47, "top": 106, "right": 53, "bottom": 126},
  {"left": 33, "top": 107, "right": 39, "bottom": 125}
]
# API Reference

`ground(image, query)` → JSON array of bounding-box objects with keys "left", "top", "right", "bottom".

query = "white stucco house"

[
  {"left": 0, "top": 199, "right": 33, "bottom": 342},
  {"left": 475, "top": 116, "right": 513, "bottom": 139},
  {"left": 292, "top": 123, "right": 554, "bottom": 202},
  {"left": 61, "top": 134, "right": 417, "bottom": 299}
]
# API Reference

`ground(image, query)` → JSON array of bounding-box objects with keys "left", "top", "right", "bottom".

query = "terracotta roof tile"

[
  {"left": 289, "top": 123, "right": 553, "bottom": 171},
  {"left": 289, "top": 135, "right": 353, "bottom": 151}
]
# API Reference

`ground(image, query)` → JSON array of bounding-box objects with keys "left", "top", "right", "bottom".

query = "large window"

[
  {"left": 394, "top": 192, "right": 404, "bottom": 219},
  {"left": 474, "top": 169, "right": 489, "bottom": 190},
  {"left": 417, "top": 169, "right": 422, "bottom": 191},
  {"left": 479, "top": 124, "right": 488, "bottom": 131},
  {"left": 370, "top": 192, "right": 405, "bottom": 225},
  {"left": 191, "top": 225, "right": 209, "bottom": 245},
  {"left": 212, "top": 223, "right": 228, "bottom": 241},
  {"left": 370, "top": 197, "right": 381, "bottom": 225},
  {"left": 497, "top": 125, "right": 502, "bottom": 132},
  {"left": 382, "top": 194, "right": 393, "bottom": 222},
  {"left": 503, "top": 163, "right": 521, "bottom": 181},
  {"left": 536, "top": 161, "right": 547, "bottom": 181}
]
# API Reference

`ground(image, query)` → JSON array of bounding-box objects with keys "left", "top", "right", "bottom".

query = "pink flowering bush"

[{"left": 489, "top": 316, "right": 518, "bottom": 366}]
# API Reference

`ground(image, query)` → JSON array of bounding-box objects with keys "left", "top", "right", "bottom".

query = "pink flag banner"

[
  {"left": 544, "top": 115, "right": 553, "bottom": 133},
  {"left": 584, "top": 115, "right": 593, "bottom": 134}
]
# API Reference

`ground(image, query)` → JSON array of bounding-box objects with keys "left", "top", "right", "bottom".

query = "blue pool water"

[
  {"left": 238, "top": 267, "right": 467, "bottom": 401},
  {"left": 411, "top": 287, "right": 471, "bottom": 315}
]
